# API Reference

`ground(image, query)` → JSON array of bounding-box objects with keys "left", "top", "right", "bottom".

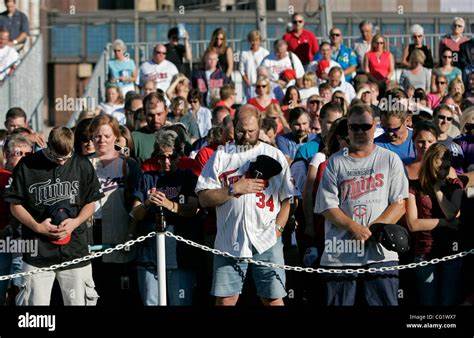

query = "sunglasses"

[
  {"left": 80, "top": 137, "right": 94, "bottom": 144},
  {"left": 465, "top": 123, "right": 474, "bottom": 131},
  {"left": 47, "top": 148, "right": 73, "bottom": 162},
  {"left": 256, "top": 84, "right": 267, "bottom": 88},
  {"left": 442, "top": 55, "right": 453, "bottom": 59},
  {"left": 293, "top": 20, "right": 303, "bottom": 24},
  {"left": 413, "top": 35, "right": 423, "bottom": 38},
  {"left": 154, "top": 51, "right": 166, "bottom": 55},
  {"left": 349, "top": 123, "right": 372, "bottom": 132},
  {"left": 114, "top": 144, "right": 130, "bottom": 157},
  {"left": 157, "top": 153, "right": 179, "bottom": 161},
  {"left": 376, "top": 41, "right": 385, "bottom": 45},
  {"left": 114, "top": 49, "right": 122, "bottom": 53},
  {"left": 437, "top": 115, "right": 453, "bottom": 122},
  {"left": 383, "top": 125, "right": 402, "bottom": 133},
  {"left": 437, "top": 81, "right": 447, "bottom": 85},
  {"left": 330, "top": 33, "right": 341, "bottom": 37}
]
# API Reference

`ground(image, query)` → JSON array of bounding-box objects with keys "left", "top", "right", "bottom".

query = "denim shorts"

[{"left": 211, "top": 238, "right": 286, "bottom": 299}]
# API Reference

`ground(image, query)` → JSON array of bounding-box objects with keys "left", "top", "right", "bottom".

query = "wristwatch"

[
  {"left": 228, "top": 183, "right": 236, "bottom": 197},
  {"left": 276, "top": 224, "right": 285, "bottom": 233}
]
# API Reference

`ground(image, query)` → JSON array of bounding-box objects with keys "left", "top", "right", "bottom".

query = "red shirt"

[
  {"left": 366, "top": 51, "right": 391, "bottom": 82},
  {"left": 283, "top": 29, "right": 319, "bottom": 65},
  {"left": 194, "top": 144, "right": 219, "bottom": 176},
  {"left": 0, "top": 169, "right": 12, "bottom": 230},
  {"left": 214, "top": 100, "right": 235, "bottom": 118},
  {"left": 141, "top": 157, "right": 200, "bottom": 176}
]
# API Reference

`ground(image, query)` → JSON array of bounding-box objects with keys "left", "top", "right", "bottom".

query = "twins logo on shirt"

[
  {"left": 29, "top": 178, "right": 79, "bottom": 206},
  {"left": 340, "top": 173, "right": 384, "bottom": 201},
  {"left": 146, "top": 72, "right": 168, "bottom": 81}
]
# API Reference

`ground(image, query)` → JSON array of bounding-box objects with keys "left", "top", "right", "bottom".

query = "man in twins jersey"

[
  {"left": 196, "top": 105, "right": 297, "bottom": 306},
  {"left": 139, "top": 44, "right": 178, "bottom": 92},
  {"left": 315, "top": 104, "right": 408, "bottom": 306}
]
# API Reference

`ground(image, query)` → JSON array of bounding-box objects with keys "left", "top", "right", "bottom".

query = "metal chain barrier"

[
  {"left": 1, "top": 230, "right": 474, "bottom": 281},
  {"left": 0, "top": 231, "right": 157, "bottom": 281},
  {"left": 164, "top": 232, "right": 474, "bottom": 274}
]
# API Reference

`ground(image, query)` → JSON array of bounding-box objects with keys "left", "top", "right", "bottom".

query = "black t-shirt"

[
  {"left": 165, "top": 43, "right": 186, "bottom": 72},
  {"left": 4, "top": 151, "right": 104, "bottom": 268},
  {"left": 407, "top": 44, "right": 434, "bottom": 69}
]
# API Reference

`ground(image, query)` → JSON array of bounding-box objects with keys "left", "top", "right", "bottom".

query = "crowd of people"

[{"left": 1, "top": 12, "right": 474, "bottom": 307}]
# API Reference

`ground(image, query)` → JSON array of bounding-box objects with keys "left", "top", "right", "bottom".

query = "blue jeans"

[
  {"left": 413, "top": 255, "right": 463, "bottom": 306},
  {"left": 324, "top": 261, "right": 399, "bottom": 306},
  {"left": 137, "top": 265, "right": 197, "bottom": 306},
  {"left": 0, "top": 253, "right": 12, "bottom": 305}
]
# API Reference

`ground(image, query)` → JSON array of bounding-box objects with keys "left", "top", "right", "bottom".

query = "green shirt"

[{"left": 132, "top": 128, "right": 156, "bottom": 163}]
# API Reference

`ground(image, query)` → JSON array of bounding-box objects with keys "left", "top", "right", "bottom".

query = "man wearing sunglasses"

[
  {"left": 4, "top": 127, "right": 104, "bottom": 305},
  {"left": 375, "top": 109, "right": 416, "bottom": 165},
  {"left": 439, "top": 17, "right": 469, "bottom": 68},
  {"left": 401, "top": 24, "right": 434, "bottom": 69},
  {"left": 0, "top": 134, "right": 32, "bottom": 305},
  {"left": 434, "top": 104, "right": 465, "bottom": 173},
  {"left": 315, "top": 104, "right": 408, "bottom": 305},
  {"left": 282, "top": 13, "right": 319, "bottom": 67},
  {"left": 139, "top": 43, "right": 178, "bottom": 92},
  {"left": 313, "top": 27, "right": 357, "bottom": 82}
]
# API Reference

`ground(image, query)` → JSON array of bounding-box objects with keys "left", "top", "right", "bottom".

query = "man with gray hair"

[
  {"left": 353, "top": 21, "right": 374, "bottom": 68},
  {"left": 401, "top": 24, "right": 434, "bottom": 69},
  {"left": 139, "top": 43, "right": 178, "bottom": 92},
  {"left": 439, "top": 17, "right": 469, "bottom": 68},
  {"left": 0, "top": 134, "right": 32, "bottom": 305}
]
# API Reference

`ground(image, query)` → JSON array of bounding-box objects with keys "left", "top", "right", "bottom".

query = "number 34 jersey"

[{"left": 196, "top": 142, "right": 297, "bottom": 258}]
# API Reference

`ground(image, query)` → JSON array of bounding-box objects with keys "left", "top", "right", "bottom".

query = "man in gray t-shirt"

[{"left": 315, "top": 104, "right": 408, "bottom": 306}]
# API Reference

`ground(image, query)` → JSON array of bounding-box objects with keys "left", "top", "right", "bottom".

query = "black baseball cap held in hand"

[
  {"left": 247, "top": 155, "right": 283, "bottom": 180},
  {"left": 46, "top": 200, "right": 79, "bottom": 246},
  {"left": 369, "top": 223, "right": 410, "bottom": 254}
]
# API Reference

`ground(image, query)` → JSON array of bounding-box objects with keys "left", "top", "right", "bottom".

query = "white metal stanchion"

[
  {"left": 156, "top": 231, "right": 167, "bottom": 306},
  {"left": 156, "top": 206, "right": 167, "bottom": 306}
]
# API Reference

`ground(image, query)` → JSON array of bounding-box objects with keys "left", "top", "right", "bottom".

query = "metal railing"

[
  {"left": 0, "top": 35, "right": 45, "bottom": 132},
  {"left": 66, "top": 46, "right": 109, "bottom": 128}
]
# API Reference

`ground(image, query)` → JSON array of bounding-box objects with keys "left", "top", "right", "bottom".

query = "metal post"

[
  {"left": 256, "top": 0, "right": 267, "bottom": 49},
  {"left": 156, "top": 206, "right": 167, "bottom": 306},
  {"left": 319, "top": 0, "right": 333, "bottom": 40}
]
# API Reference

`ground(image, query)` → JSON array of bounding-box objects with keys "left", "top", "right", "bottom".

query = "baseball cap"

[
  {"left": 369, "top": 223, "right": 410, "bottom": 254},
  {"left": 46, "top": 200, "right": 78, "bottom": 246},
  {"left": 247, "top": 155, "right": 283, "bottom": 180},
  {"left": 279, "top": 69, "right": 296, "bottom": 82}
]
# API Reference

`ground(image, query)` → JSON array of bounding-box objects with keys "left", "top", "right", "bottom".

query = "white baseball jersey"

[
  {"left": 139, "top": 59, "right": 178, "bottom": 92},
  {"left": 261, "top": 52, "right": 305, "bottom": 83},
  {"left": 195, "top": 142, "right": 296, "bottom": 258}
]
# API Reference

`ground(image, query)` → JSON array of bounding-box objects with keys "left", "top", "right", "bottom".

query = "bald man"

[
  {"left": 196, "top": 105, "right": 297, "bottom": 306},
  {"left": 139, "top": 43, "right": 178, "bottom": 92}
]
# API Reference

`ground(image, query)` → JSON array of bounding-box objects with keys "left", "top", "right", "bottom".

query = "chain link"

[
  {"left": 1, "top": 230, "right": 473, "bottom": 281},
  {"left": 0, "top": 231, "right": 157, "bottom": 281},
  {"left": 164, "top": 232, "right": 474, "bottom": 274}
]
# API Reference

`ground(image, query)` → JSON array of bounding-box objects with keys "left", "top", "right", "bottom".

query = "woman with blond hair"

[
  {"left": 166, "top": 73, "right": 190, "bottom": 101},
  {"left": 363, "top": 34, "right": 394, "bottom": 84},
  {"left": 399, "top": 49, "right": 431, "bottom": 92},
  {"left": 264, "top": 102, "right": 290, "bottom": 135},
  {"left": 206, "top": 27, "right": 234, "bottom": 78},
  {"left": 248, "top": 76, "right": 279, "bottom": 112},
  {"left": 299, "top": 72, "right": 319, "bottom": 104},
  {"left": 96, "top": 84, "right": 126, "bottom": 126}
]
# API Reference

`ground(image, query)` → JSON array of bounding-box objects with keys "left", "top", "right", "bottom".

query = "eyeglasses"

[
  {"left": 11, "top": 150, "right": 32, "bottom": 157},
  {"left": 154, "top": 50, "right": 166, "bottom": 55},
  {"left": 383, "top": 125, "right": 402, "bottom": 133},
  {"left": 349, "top": 123, "right": 373, "bottom": 132},
  {"left": 114, "top": 144, "right": 130, "bottom": 157},
  {"left": 81, "top": 138, "right": 93, "bottom": 144},
  {"left": 256, "top": 84, "right": 267, "bottom": 88},
  {"left": 191, "top": 100, "right": 200, "bottom": 104},
  {"left": 436, "top": 81, "right": 447, "bottom": 85},
  {"left": 47, "top": 148, "right": 73, "bottom": 162},
  {"left": 376, "top": 41, "right": 385, "bottom": 45},
  {"left": 437, "top": 115, "right": 453, "bottom": 122},
  {"left": 330, "top": 33, "right": 341, "bottom": 37},
  {"left": 442, "top": 55, "right": 453, "bottom": 59},
  {"left": 293, "top": 20, "right": 303, "bottom": 24}
]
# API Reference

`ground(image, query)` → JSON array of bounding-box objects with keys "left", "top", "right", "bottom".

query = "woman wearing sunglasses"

[
  {"left": 248, "top": 76, "right": 279, "bottom": 113},
  {"left": 427, "top": 73, "right": 449, "bottom": 109},
  {"left": 431, "top": 48, "right": 462, "bottom": 92},
  {"left": 363, "top": 34, "right": 394, "bottom": 85},
  {"left": 454, "top": 107, "right": 474, "bottom": 173},
  {"left": 131, "top": 129, "right": 199, "bottom": 305},
  {"left": 401, "top": 24, "right": 434, "bottom": 69}
]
